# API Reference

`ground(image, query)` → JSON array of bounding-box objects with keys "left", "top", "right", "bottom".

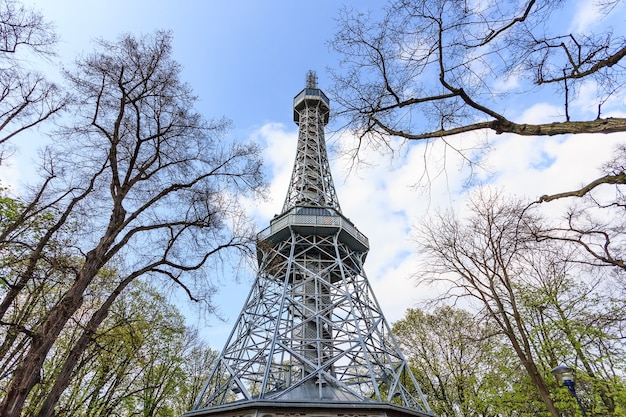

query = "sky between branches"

[{"left": 4, "top": 0, "right": 625, "bottom": 350}]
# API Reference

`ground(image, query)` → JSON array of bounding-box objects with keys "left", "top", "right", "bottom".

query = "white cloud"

[
  {"left": 493, "top": 72, "right": 521, "bottom": 93},
  {"left": 0, "top": 159, "right": 22, "bottom": 193},
  {"left": 519, "top": 102, "right": 565, "bottom": 124},
  {"left": 240, "top": 123, "right": 297, "bottom": 223},
  {"left": 570, "top": 0, "right": 603, "bottom": 33}
]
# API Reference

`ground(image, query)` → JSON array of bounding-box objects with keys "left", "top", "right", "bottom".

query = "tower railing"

[
  {"left": 258, "top": 206, "right": 369, "bottom": 251},
  {"left": 294, "top": 88, "right": 330, "bottom": 107}
]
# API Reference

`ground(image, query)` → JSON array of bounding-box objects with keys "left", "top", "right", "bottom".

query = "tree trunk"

[
  {"left": 519, "top": 354, "right": 561, "bottom": 417},
  {"left": 490, "top": 274, "right": 561, "bottom": 417},
  {"left": 0, "top": 248, "right": 110, "bottom": 416},
  {"left": 35, "top": 275, "right": 134, "bottom": 417}
]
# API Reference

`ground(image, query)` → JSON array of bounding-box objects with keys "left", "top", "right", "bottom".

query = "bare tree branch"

[
  {"left": 331, "top": 0, "right": 626, "bottom": 155},
  {"left": 538, "top": 172, "right": 626, "bottom": 202}
]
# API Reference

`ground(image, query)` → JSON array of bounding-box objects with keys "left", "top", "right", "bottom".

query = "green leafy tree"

[
  {"left": 0, "top": 189, "right": 74, "bottom": 392},
  {"left": 174, "top": 329, "right": 219, "bottom": 414},
  {"left": 0, "top": 28, "right": 264, "bottom": 417},
  {"left": 28, "top": 279, "right": 218, "bottom": 417},
  {"left": 415, "top": 189, "right": 626, "bottom": 416},
  {"left": 518, "top": 266, "right": 626, "bottom": 416},
  {"left": 393, "top": 306, "right": 538, "bottom": 417}
]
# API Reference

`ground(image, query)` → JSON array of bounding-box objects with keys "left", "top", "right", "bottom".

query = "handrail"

[
  {"left": 258, "top": 213, "right": 368, "bottom": 248},
  {"left": 294, "top": 88, "right": 330, "bottom": 107}
]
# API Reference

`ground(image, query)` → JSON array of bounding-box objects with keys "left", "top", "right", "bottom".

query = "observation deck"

[
  {"left": 293, "top": 88, "right": 330, "bottom": 125},
  {"left": 257, "top": 206, "right": 369, "bottom": 253}
]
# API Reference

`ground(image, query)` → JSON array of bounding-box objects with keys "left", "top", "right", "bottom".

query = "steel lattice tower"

[{"left": 186, "top": 72, "right": 433, "bottom": 417}]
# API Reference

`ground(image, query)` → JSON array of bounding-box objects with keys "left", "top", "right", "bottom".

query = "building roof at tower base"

[{"left": 184, "top": 399, "right": 434, "bottom": 417}]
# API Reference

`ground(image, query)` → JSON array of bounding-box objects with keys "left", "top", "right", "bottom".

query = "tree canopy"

[
  {"left": 331, "top": 0, "right": 626, "bottom": 140},
  {"left": 0, "top": 2, "right": 266, "bottom": 415},
  {"left": 412, "top": 189, "right": 626, "bottom": 416}
]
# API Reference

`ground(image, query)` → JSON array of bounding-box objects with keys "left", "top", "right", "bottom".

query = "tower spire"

[
  {"left": 282, "top": 70, "right": 340, "bottom": 213},
  {"left": 306, "top": 70, "right": 317, "bottom": 88},
  {"left": 187, "top": 74, "right": 433, "bottom": 417}
]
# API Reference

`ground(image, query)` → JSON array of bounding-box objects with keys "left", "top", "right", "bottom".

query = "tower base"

[{"left": 185, "top": 401, "right": 433, "bottom": 417}]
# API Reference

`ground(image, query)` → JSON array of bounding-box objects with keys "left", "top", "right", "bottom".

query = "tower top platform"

[{"left": 293, "top": 70, "right": 329, "bottom": 125}]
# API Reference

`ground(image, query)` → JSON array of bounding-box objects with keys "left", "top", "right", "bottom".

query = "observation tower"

[{"left": 186, "top": 72, "right": 433, "bottom": 417}]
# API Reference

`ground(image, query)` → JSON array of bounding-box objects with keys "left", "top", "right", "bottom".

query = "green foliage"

[
  {"left": 22, "top": 279, "right": 217, "bottom": 417},
  {"left": 0, "top": 190, "right": 22, "bottom": 225},
  {"left": 393, "top": 306, "right": 540, "bottom": 417},
  {"left": 516, "top": 271, "right": 626, "bottom": 417},
  {"left": 393, "top": 294, "right": 626, "bottom": 417},
  {"left": 1, "top": 3, "right": 263, "bottom": 415},
  {"left": 411, "top": 189, "right": 626, "bottom": 416}
]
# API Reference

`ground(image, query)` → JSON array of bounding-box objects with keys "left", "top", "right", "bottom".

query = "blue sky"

[
  {"left": 8, "top": 0, "right": 626, "bottom": 350},
  {"left": 28, "top": 0, "right": 380, "bottom": 130}
]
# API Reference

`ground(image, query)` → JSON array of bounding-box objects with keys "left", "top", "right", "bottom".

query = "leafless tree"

[
  {"left": 533, "top": 143, "right": 626, "bottom": 270},
  {"left": 330, "top": 0, "right": 626, "bottom": 192},
  {"left": 415, "top": 190, "right": 561, "bottom": 416},
  {"left": 0, "top": 0, "right": 66, "bottom": 163},
  {"left": 0, "top": 31, "right": 265, "bottom": 416},
  {"left": 415, "top": 189, "right": 625, "bottom": 416}
]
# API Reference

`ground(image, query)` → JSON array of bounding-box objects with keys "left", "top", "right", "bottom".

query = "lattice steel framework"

[
  {"left": 191, "top": 72, "right": 432, "bottom": 416},
  {"left": 283, "top": 71, "right": 340, "bottom": 212}
]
